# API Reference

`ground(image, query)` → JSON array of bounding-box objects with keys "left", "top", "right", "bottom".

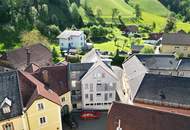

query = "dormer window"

[
  {"left": 0, "top": 97, "right": 12, "bottom": 114},
  {"left": 2, "top": 106, "right": 11, "bottom": 114}
]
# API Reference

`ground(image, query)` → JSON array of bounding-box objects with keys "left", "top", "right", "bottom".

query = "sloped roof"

[
  {"left": 81, "top": 59, "right": 118, "bottom": 81},
  {"left": 135, "top": 74, "right": 190, "bottom": 108},
  {"left": 136, "top": 54, "right": 179, "bottom": 70},
  {"left": 81, "top": 49, "right": 102, "bottom": 63},
  {"left": 0, "top": 71, "right": 23, "bottom": 121},
  {"left": 24, "top": 63, "right": 40, "bottom": 73},
  {"left": 124, "top": 54, "right": 190, "bottom": 71},
  {"left": 125, "top": 25, "right": 138, "bottom": 33},
  {"left": 57, "top": 30, "right": 83, "bottom": 39},
  {"left": 19, "top": 71, "right": 61, "bottom": 109},
  {"left": 177, "top": 58, "right": 190, "bottom": 70},
  {"left": 131, "top": 45, "right": 144, "bottom": 52},
  {"left": 68, "top": 63, "right": 93, "bottom": 71},
  {"left": 107, "top": 102, "right": 190, "bottom": 130},
  {"left": 32, "top": 65, "right": 69, "bottom": 96},
  {"left": 1, "top": 44, "right": 52, "bottom": 70},
  {"left": 162, "top": 33, "right": 190, "bottom": 46}
]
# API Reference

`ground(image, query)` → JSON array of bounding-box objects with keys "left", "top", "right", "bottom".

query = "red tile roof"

[
  {"left": 19, "top": 71, "right": 61, "bottom": 109},
  {"left": 107, "top": 102, "right": 190, "bottom": 130},
  {"left": 32, "top": 65, "right": 69, "bottom": 96},
  {"left": 134, "top": 102, "right": 190, "bottom": 116}
]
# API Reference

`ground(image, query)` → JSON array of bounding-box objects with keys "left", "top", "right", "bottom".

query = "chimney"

[
  {"left": 26, "top": 48, "right": 31, "bottom": 66},
  {"left": 42, "top": 70, "right": 49, "bottom": 84},
  {"left": 116, "top": 119, "right": 122, "bottom": 130}
]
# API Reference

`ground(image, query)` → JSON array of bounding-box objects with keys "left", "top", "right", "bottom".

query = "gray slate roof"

[
  {"left": 136, "top": 54, "right": 179, "bottom": 70},
  {"left": 0, "top": 71, "right": 23, "bottom": 121},
  {"left": 177, "top": 58, "right": 190, "bottom": 70},
  {"left": 162, "top": 33, "right": 190, "bottom": 46},
  {"left": 57, "top": 30, "right": 83, "bottom": 39},
  {"left": 135, "top": 74, "right": 190, "bottom": 106},
  {"left": 68, "top": 63, "right": 93, "bottom": 71}
]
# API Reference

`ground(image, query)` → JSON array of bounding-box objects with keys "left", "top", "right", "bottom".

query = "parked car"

[
  {"left": 80, "top": 110, "right": 101, "bottom": 120},
  {"left": 63, "top": 114, "right": 78, "bottom": 128}
]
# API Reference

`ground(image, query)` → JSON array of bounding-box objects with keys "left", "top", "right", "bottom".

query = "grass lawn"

[
  {"left": 80, "top": 0, "right": 190, "bottom": 32},
  {"left": 129, "top": 0, "right": 170, "bottom": 17},
  {"left": 94, "top": 28, "right": 137, "bottom": 53}
]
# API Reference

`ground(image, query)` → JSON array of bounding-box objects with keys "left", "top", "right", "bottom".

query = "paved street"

[{"left": 62, "top": 112, "right": 108, "bottom": 130}]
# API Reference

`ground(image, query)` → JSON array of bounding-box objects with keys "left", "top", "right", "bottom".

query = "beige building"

[{"left": 160, "top": 33, "right": 190, "bottom": 57}]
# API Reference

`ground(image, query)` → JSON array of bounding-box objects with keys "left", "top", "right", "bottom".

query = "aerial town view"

[{"left": 0, "top": 0, "right": 190, "bottom": 130}]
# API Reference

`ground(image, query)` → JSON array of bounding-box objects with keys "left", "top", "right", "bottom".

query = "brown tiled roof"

[
  {"left": 162, "top": 33, "right": 190, "bottom": 46},
  {"left": 1, "top": 44, "right": 52, "bottom": 70},
  {"left": 19, "top": 71, "right": 61, "bottom": 109},
  {"left": 134, "top": 102, "right": 190, "bottom": 116},
  {"left": 32, "top": 65, "right": 69, "bottom": 96},
  {"left": 24, "top": 63, "right": 40, "bottom": 73},
  {"left": 107, "top": 102, "right": 190, "bottom": 130}
]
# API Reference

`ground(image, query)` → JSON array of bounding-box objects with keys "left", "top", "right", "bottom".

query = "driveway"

[{"left": 62, "top": 111, "right": 108, "bottom": 130}]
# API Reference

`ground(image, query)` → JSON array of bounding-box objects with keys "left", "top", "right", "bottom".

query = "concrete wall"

[
  {"left": 81, "top": 66, "right": 117, "bottom": 110},
  {"left": 26, "top": 98, "right": 62, "bottom": 130},
  {"left": 59, "top": 33, "right": 86, "bottom": 50},
  {"left": 0, "top": 115, "right": 28, "bottom": 130},
  {"left": 161, "top": 44, "right": 190, "bottom": 57}
]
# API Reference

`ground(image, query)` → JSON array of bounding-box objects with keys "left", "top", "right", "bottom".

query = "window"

[
  {"left": 62, "top": 97, "right": 65, "bottom": 102},
  {"left": 102, "top": 73, "right": 105, "bottom": 78},
  {"left": 72, "top": 81, "right": 76, "bottom": 87},
  {"left": 37, "top": 103, "right": 44, "bottom": 111},
  {"left": 174, "top": 46, "right": 179, "bottom": 49},
  {"left": 72, "top": 104, "right": 77, "bottom": 108},
  {"left": 2, "top": 106, "right": 11, "bottom": 114},
  {"left": 96, "top": 93, "right": 101, "bottom": 96},
  {"left": 90, "top": 84, "right": 93, "bottom": 92},
  {"left": 97, "top": 103, "right": 101, "bottom": 105},
  {"left": 109, "top": 93, "right": 113, "bottom": 98},
  {"left": 85, "top": 84, "right": 88, "bottom": 89},
  {"left": 184, "top": 47, "right": 188, "bottom": 51},
  {"left": 105, "top": 85, "right": 108, "bottom": 91},
  {"left": 86, "top": 104, "right": 89, "bottom": 106},
  {"left": 39, "top": 117, "right": 47, "bottom": 125},
  {"left": 2, "top": 123, "right": 14, "bottom": 130},
  {"left": 104, "top": 93, "right": 108, "bottom": 101},
  {"left": 94, "top": 73, "right": 101, "bottom": 79},
  {"left": 71, "top": 72, "right": 77, "bottom": 79},
  {"left": 90, "top": 94, "right": 93, "bottom": 101},
  {"left": 85, "top": 94, "right": 88, "bottom": 99}
]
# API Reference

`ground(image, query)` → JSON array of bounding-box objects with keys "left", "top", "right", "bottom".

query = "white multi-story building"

[
  {"left": 81, "top": 60, "right": 118, "bottom": 110},
  {"left": 57, "top": 30, "right": 86, "bottom": 50}
]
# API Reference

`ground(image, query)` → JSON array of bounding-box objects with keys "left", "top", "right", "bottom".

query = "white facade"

[
  {"left": 57, "top": 30, "right": 86, "bottom": 50},
  {"left": 81, "top": 61, "right": 118, "bottom": 110}
]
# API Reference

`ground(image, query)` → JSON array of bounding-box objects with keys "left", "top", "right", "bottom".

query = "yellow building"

[
  {"left": 0, "top": 65, "right": 72, "bottom": 130},
  {"left": 20, "top": 71, "right": 63, "bottom": 130},
  {"left": 160, "top": 33, "right": 190, "bottom": 57}
]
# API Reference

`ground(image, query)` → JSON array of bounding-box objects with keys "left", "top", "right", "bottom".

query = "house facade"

[
  {"left": 81, "top": 60, "right": 118, "bottom": 110},
  {"left": 0, "top": 70, "right": 63, "bottom": 130},
  {"left": 68, "top": 63, "right": 93, "bottom": 110},
  {"left": 160, "top": 33, "right": 190, "bottom": 57},
  {"left": 57, "top": 30, "right": 86, "bottom": 51}
]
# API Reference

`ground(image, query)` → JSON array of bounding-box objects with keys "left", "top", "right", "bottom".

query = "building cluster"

[
  {"left": 0, "top": 43, "right": 119, "bottom": 130},
  {"left": 1, "top": 29, "right": 190, "bottom": 130},
  {"left": 107, "top": 54, "right": 190, "bottom": 130}
]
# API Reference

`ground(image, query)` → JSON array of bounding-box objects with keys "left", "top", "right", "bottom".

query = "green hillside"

[
  {"left": 80, "top": 0, "right": 190, "bottom": 31},
  {"left": 129, "top": 0, "right": 170, "bottom": 17}
]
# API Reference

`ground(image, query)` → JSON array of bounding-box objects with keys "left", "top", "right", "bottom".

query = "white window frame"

[
  {"left": 37, "top": 103, "right": 44, "bottom": 111},
  {"left": 39, "top": 116, "right": 47, "bottom": 125}
]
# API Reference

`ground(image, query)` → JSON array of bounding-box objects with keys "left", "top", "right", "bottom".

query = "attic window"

[{"left": 0, "top": 98, "right": 12, "bottom": 114}]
